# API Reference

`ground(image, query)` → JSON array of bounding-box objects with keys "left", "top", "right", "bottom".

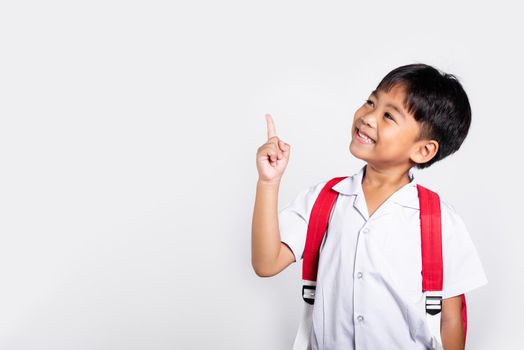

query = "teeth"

[{"left": 358, "top": 129, "right": 374, "bottom": 143}]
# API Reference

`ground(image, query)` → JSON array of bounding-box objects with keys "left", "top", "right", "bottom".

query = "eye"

[
  {"left": 365, "top": 99, "right": 374, "bottom": 107},
  {"left": 384, "top": 113, "right": 394, "bottom": 120}
]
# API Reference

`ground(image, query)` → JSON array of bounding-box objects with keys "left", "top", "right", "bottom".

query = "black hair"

[{"left": 376, "top": 63, "right": 472, "bottom": 169}]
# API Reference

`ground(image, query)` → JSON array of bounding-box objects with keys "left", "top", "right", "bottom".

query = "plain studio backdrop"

[{"left": 0, "top": 1, "right": 522, "bottom": 349}]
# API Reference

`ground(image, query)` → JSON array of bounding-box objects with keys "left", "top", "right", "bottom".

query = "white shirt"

[{"left": 279, "top": 164, "right": 488, "bottom": 350}]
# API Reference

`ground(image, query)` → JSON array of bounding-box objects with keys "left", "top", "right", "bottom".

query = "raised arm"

[{"left": 251, "top": 114, "right": 295, "bottom": 277}]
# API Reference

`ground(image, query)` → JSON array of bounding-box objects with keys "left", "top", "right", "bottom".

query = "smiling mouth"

[{"left": 355, "top": 128, "right": 376, "bottom": 144}]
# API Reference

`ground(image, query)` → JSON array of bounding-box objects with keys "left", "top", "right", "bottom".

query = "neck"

[{"left": 362, "top": 163, "right": 413, "bottom": 189}]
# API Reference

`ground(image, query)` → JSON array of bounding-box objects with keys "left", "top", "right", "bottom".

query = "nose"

[{"left": 360, "top": 114, "right": 376, "bottom": 129}]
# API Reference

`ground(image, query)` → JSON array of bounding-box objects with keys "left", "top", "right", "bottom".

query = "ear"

[{"left": 410, "top": 139, "right": 439, "bottom": 165}]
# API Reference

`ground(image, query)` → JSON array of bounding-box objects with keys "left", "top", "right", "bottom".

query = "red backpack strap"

[
  {"left": 302, "top": 176, "right": 347, "bottom": 304},
  {"left": 417, "top": 184, "right": 468, "bottom": 342},
  {"left": 417, "top": 184, "right": 444, "bottom": 293},
  {"left": 462, "top": 294, "right": 468, "bottom": 342}
]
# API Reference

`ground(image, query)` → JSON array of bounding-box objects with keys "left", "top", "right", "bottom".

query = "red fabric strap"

[
  {"left": 462, "top": 293, "right": 468, "bottom": 341},
  {"left": 418, "top": 184, "right": 467, "bottom": 341},
  {"left": 302, "top": 176, "right": 347, "bottom": 282},
  {"left": 417, "top": 184, "right": 444, "bottom": 292}
]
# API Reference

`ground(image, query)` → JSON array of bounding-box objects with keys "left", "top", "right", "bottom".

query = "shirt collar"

[{"left": 332, "top": 164, "right": 420, "bottom": 210}]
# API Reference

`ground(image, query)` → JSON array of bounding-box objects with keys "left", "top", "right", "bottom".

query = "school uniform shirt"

[{"left": 279, "top": 164, "right": 488, "bottom": 350}]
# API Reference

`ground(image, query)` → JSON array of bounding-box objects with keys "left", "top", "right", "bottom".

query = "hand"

[{"left": 256, "top": 114, "right": 291, "bottom": 184}]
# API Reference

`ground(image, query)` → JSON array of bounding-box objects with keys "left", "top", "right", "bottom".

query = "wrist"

[{"left": 257, "top": 178, "right": 281, "bottom": 189}]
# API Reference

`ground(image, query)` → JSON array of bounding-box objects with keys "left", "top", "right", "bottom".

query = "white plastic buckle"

[
  {"left": 424, "top": 290, "right": 443, "bottom": 316},
  {"left": 301, "top": 280, "right": 317, "bottom": 305}
]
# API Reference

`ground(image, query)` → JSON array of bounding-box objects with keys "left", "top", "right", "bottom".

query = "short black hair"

[{"left": 376, "top": 63, "right": 472, "bottom": 169}]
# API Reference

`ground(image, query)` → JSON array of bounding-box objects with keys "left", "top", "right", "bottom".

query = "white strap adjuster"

[
  {"left": 301, "top": 280, "right": 316, "bottom": 305},
  {"left": 425, "top": 291, "right": 442, "bottom": 316}
]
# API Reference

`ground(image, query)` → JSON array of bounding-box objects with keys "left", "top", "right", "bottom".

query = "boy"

[{"left": 251, "top": 63, "right": 488, "bottom": 349}]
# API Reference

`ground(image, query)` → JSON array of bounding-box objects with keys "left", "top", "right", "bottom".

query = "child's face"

[{"left": 349, "top": 84, "right": 425, "bottom": 168}]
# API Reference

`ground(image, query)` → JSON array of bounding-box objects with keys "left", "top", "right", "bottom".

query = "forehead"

[{"left": 372, "top": 84, "right": 407, "bottom": 105}]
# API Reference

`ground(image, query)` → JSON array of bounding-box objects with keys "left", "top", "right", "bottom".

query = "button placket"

[{"left": 354, "top": 223, "right": 369, "bottom": 330}]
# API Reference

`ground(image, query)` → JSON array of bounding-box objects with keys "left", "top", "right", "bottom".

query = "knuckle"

[{"left": 261, "top": 146, "right": 271, "bottom": 154}]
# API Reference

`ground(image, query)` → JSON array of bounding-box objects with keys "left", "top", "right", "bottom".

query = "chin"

[{"left": 349, "top": 142, "right": 367, "bottom": 162}]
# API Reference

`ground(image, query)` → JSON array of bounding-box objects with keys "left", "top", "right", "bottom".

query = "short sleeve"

[
  {"left": 278, "top": 180, "right": 327, "bottom": 262},
  {"left": 441, "top": 201, "right": 489, "bottom": 299}
]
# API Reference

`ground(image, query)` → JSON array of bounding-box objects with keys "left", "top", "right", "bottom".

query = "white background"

[{"left": 0, "top": 1, "right": 522, "bottom": 349}]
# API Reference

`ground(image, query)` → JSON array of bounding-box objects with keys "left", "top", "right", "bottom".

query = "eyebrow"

[{"left": 370, "top": 90, "right": 406, "bottom": 120}]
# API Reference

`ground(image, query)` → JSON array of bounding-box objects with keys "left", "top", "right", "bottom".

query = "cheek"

[
  {"left": 377, "top": 129, "right": 408, "bottom": 151},
  {"left": 352, "top": 110, "right": 363, "bottom": 128},
  {"left": 377, "top": 128, "right": 396, "bottom": 143},
  {"left": 353, "top": 107, "right": 364, "bottom": 120},
  {"left": 383, "top": 131, "right": 414, "bottom": 152}
]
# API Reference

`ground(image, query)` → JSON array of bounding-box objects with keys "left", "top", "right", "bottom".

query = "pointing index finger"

[{"left": 265, "top": 114, "right": 277, "bottom": 140}]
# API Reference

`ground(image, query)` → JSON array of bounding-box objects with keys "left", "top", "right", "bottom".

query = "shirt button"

[
  {"left": 357, "top": 272, "right": 363, "bottom": 279},
  {"left": 357, "top": 315, "right": 364, "bottom": 322},
  {"left": 362, "top": 228, "right": 370, "bottom": 234}
]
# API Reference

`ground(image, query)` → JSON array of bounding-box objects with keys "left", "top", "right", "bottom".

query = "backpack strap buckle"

[
  {"left": 425, "top": 291, "right": 443, "bottom": 316},
  {"left": 302, "top": 280, "right": 316, "bottom": 305}
]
